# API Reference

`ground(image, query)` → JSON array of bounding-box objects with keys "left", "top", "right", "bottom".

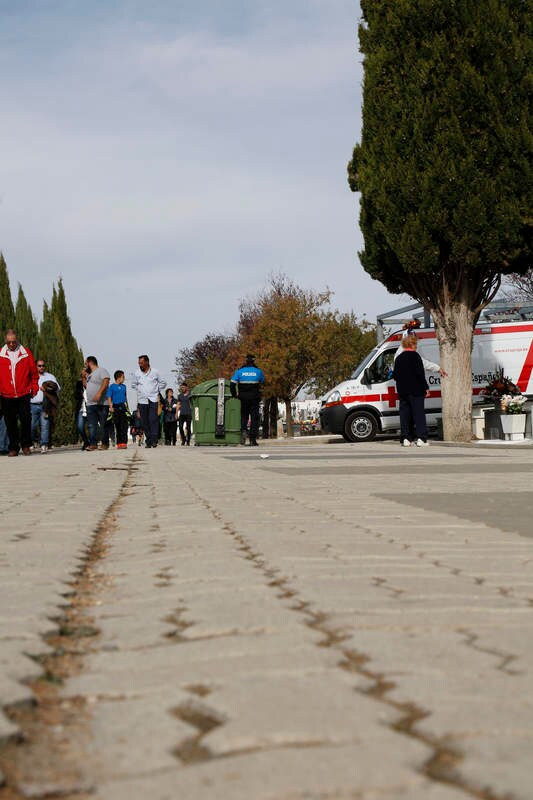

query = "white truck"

[{"left": 319, "top": 301, "right": 533, "bottom": 442}]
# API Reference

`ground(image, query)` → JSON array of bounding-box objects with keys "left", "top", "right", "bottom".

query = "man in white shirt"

[
  {"left": 131, "top": 354, "right": 166, "bottom": 448},
  {"left": 30, "top": 359, "right": 61, "bottom": 453}
]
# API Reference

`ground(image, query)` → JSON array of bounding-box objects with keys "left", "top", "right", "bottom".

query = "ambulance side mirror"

[{"left": 362, "top": 368, "right": 372, "bottom": 385}]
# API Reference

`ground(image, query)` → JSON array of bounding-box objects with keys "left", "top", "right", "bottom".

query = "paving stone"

[
  {"left": 86, "top": 695, "right": 196, "bottom": 779},
  {"left": 66, "top": 632, "right": 345, "bottom": 699},
  {"left": 93, "top": 742, "right": 446, "bottom": 800},
  {"left": 456, "top": 734, "right": 533, "bottom": 799},
  {"left": 203, "top": 673, "right": 403, "bottom": 756}
]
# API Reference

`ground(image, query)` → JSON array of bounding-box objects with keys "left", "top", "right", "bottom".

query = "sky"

[{"left": 0, "top": 0, "right": 409, "bottom": 389}]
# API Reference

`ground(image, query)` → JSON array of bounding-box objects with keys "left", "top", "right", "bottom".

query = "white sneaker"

[
  {"left": 402, "top": 439, "right": 411, "bottom": 447},
  {"left": 41, "top": 445, "right": 48, "bottom": 453},
  {"left": 416, "top": 439, "right": 429, "bottom": 447}
]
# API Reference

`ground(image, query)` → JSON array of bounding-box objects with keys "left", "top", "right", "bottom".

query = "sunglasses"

[{"left": 37, "top": 364, "right": 45, "bottom": 368}]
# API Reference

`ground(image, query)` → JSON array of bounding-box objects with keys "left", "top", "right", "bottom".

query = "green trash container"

[{"left": 190, "top": 378, "right": 242, "bottom": 446}]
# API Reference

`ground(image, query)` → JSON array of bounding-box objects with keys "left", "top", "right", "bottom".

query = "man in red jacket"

[{"left": 0, "top": 329, "right": 39, "bottom": 456}]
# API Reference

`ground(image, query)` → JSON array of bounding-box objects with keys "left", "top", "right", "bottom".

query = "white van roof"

[{"left": 377, "top": 300, "right": 533, "bottom": 343}]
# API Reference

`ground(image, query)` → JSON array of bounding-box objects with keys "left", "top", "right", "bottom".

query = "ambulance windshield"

[{"left": 350, "top": 347, "right": 380, "bottom": 380}]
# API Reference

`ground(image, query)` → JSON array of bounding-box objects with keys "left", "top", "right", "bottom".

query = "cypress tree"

[
  {"left": 50, "top": 312, "right": 76, "bottom": 444},
  {"left": 349, "top": 0, "right": 533, "bottom": 441},
  {"left": 14, "top": 284, "right": 39, "bottom": 355},
  {"left": 38, "top": 300, "right": 56, "bottom": 366},
  {"left": 0, "top": 263, "right": 83, "bottom": 445},
  {"left": 0, "top": 253, "right": 15, "bottom": 336},
  {"left": 54, "top": 279, "right": 83, "bottom": 377},
  {"left": 49, "top": 280, "right": 83, "bottom": 444}
]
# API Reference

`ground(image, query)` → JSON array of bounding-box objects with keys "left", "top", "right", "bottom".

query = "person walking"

[
  {"left": 131, "top": 355, "right": 166, "bottom": 448},
  {"left": 130, "top": 407, "right": 144, "bottom": 446},
  {"left": 75, "top": 369, "right": 90, "bottom": 450},
  {"left": 85, "top": 356, "right": 110, "bottom": 451},
  {"left": 107, "top": 370, "right": 129, "bottom": 449},
  {"left": 0, "top": 329, "right": 39, "bottom": 456},
  {"left": 176, "top": 383, "right": 193, "bottom": 446},
  {"left": 163, "top": 388, "right": 178, "bottom": 445},
  {"left": 30, "top": 359, "right": 61, "bottom": 453},
  {"left": 230, "top": 354, "right": 265, "bottom": 446},
  {"left": 392, "top": 333, "right": 441, "bottom": 448}
]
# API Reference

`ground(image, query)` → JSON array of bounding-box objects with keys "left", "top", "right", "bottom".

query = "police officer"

[{"left": 230, "top": 354, "right": 265, "bottom": 446}]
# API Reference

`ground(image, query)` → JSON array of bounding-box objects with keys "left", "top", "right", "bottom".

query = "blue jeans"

[
  {"left": 86, "top": 404, "right": 109, "bottom": 446},
  {"left": 0, "top": 416, "right": 9, "bottom": 452},
  {"left": 31, "top": 402, "right": 50, "bottom": 446},
  {"left": 77, "top": 410, "right": 89, "bottom": 445}
]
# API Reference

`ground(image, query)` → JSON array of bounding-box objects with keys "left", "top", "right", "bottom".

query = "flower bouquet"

[
  {"left": 480, "top": 368, "right": 519, "bottom": 400},
  {"left": 499, "top": 394, "right": 527, "bottom": 415}
]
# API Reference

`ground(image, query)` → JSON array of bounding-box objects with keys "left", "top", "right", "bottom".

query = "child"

[
  {"left": 130, "top": 408, "right": 144, "bottom": 446},
  {"left": 107, "top": 370, "right": 129, "bottom": 449}
]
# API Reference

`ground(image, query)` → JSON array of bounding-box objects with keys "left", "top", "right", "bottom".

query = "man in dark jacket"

[
  {"left": 392, "top": 334, "right": 431, "bottom": 448},
  {"left": 230, "top": 354, "right": 265, "bottom": 446}
]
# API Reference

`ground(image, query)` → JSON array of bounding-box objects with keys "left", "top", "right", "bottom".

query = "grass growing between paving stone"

[{"left": 0, "top": 456, "right": 137, "bottom": 800}]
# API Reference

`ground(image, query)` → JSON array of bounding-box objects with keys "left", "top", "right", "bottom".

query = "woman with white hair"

[{"left": 392, "top": 334, "right": 433, "bottom": 448}]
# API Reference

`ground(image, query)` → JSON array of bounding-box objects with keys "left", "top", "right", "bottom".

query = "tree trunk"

[
  {"left": 261, "top": 397, "right": 278, "bottom": 439},
  {"left": 269, "top": 398, "right": 278, "bottom": 438},
  {"left": 432, "top": 301, "right": 475, "bottom": 442},
  {"left": 284, "top": 398, "right": 294, "bottom": 438},
  {"left": 261, "top": 399, "right": 271, "bottom": 439}
]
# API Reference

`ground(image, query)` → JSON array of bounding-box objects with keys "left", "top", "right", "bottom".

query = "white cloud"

[{"left": 138, "top": 31, "right": 355, "bottom": 102}]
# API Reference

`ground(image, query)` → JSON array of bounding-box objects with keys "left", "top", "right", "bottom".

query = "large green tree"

[
  {"left": 0, "top": 256, "right": 83, "bottom": 445},
  {"left": 14, "top": 284, "right": 39, "bottom": 355},
  {"left": 349, "top": 0, "right": 532, "bottom": 441},
  {"left": 0, "top": 253, "right": 15, "bottom": 335},
  {"left": 38, "top": 282, "right": 84, "bottom": 444},
  {"left": 50, "top": 281, "right": 83, "bottom": 444}
]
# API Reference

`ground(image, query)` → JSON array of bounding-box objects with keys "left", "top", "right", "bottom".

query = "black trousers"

[
  {"left": 2, "top": 394, "right": 32, "bottom": 452},
  {"left": 399, "top": 394, "right": 427, "bottom": 442},
  {"left": 178, "top": 414, "right": 192, "bottom": 444},
  {"left": 240, "top": 397, "right": 260, "bottom": 440},
  {"left": 164, "top": 419, "right": 177, "bottom": 445},
  {"left": 113, "top": 405, "right": 129, "bottom": 445},
  {"left": 139, "top": 401, "right": 160, "bottom": 446}
]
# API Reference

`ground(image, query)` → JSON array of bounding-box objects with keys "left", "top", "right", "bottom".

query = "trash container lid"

[{"left": 190, "top": 378, "right": 233, "bottom": 397}]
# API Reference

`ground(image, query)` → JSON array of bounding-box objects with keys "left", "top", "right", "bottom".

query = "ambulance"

[{"left": 319, "top": 302, "right": 533, "bottom": 442}]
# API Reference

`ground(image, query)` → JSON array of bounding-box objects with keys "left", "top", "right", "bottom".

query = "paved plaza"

[{"left": 0, "top": 438, "right": 532, "bottom": 799}]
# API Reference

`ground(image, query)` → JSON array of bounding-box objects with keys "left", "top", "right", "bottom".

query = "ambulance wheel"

[{"left": 344, "top": 411, "right": 378, "bottom": 442}]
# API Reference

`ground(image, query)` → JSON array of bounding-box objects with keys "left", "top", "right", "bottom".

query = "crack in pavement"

[
  {"left": 0, "top": 453, "right": 139, "bottom": 800},
  {"left": 458, "top": 630, "right": 523, "bottom": 676},
  {"left": 172, "top": 695, "right": 360, "bottom": 767},
  {"left": 183, "top": 478, "right": 517, "bottom": 800}
]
